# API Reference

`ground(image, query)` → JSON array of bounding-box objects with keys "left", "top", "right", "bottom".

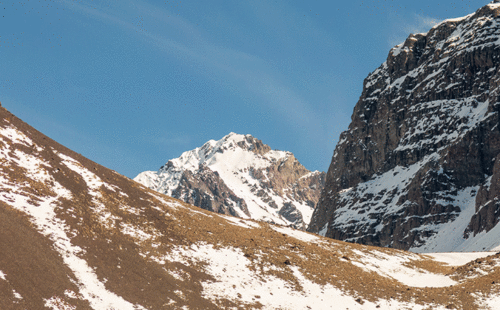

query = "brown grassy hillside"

[{"left": 0, "top": 104, "right": 499, "bottom": 309}]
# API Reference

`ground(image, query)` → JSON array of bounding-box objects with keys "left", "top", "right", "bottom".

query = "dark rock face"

[
  {"left": 308, "top": 2, "right": 500, "bottom": 252},
  {"left": 464, "top": 152, "right": 500, "bottom": 238},
  {"left": 171, "top": 165, "right": 250, "bottom": 217},
  {"left": 278, "top": 202, "right": 305, "bottom": 230}
]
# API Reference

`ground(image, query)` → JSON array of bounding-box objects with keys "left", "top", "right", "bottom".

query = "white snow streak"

[
  {"left": 425, "top": 252, "right": 495, "bottom": 266},
  {"left": 220, "top": 215, "right": 261, "bottom": 229},
  {"left": 351, "top": 250, "right": 456, "bottom": 288},
  {"left": 270, "top": 225, "right": 322, "bottom": 243},
  {"left": 0, "top": 126, "right": 34, "bottom": 147},
  {"left": 0, "top": 143, "right": 146, "bottom": 309}
]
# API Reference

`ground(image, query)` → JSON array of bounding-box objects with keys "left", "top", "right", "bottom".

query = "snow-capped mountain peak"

[
  {"left": 135, "top": 133, "right": 324, "bottom": 229},
  {"left": 163, "top": 132, "right": 290, "bottom": 174}
]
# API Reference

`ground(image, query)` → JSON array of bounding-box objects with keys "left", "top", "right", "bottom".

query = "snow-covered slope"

[
  {"left": 309, "top": 1, "right": 500, "bottom": 253},
  {"left": 135, "top": 133, "right": 325, "bottom": 229},
  {"left": 1, "top": 105, "right": 500, "bottom": 309}
]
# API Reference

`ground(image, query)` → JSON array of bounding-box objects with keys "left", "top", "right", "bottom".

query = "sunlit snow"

[{"left": 135, "top": 132, "right": 317, "bottom": 228}]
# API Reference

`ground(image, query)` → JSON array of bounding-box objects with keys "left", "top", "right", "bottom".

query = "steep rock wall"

[{"left": 308, "top": 2, "right": 500, "bottom": 252}]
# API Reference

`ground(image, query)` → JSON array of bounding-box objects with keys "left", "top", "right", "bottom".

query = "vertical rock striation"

[{"left": 308, "top": 1, "right": 500, "bottom": 252}]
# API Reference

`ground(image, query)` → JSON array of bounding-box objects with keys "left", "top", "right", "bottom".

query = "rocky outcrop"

[
  {"left": 464, "top": 152, "right": 500, "bottom": 238},
  {"left": 251, "top": 154, "right": 325, "bottom": 213},
  {"left": 171, "top": 165, "right": 250, "bottom": 217},
  {"left": 308, "top": 1, "right": 500, "bottom": 252},
  {"left": 135, "top": 133, "right": 325, "bottom": 229},
  {"left": 278, "top": 202, "right": 305, "bottom": 230}
]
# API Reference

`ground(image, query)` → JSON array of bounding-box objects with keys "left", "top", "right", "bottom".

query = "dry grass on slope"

[{"left": 0, "top": 105, "right": 499, "bottom": 309}]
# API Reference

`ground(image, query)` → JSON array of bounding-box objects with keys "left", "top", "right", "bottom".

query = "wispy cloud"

[
  {"left": 404, "top": 14, "right": 440, "bottom": 34},
  {"left": 388, "top": 13, "right": 440, "bottom": 47},
  {"left": 59, "top": 0, "right": 328, "bottom": 139}
]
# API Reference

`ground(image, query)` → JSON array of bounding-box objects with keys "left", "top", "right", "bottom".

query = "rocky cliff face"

[
  {"left": 135, "top": 133, "right": 325, "bottom": 229},
  {"left": 308, "top": 1, "right": 500, "bottom": 252}
]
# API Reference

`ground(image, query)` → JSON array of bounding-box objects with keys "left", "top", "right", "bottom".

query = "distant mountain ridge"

[
  {"left": 135, "top": 133, "right": 325, "bottom": 229},
  {"left": 308, "top": 1, "right": 500, "bottom": 252}
]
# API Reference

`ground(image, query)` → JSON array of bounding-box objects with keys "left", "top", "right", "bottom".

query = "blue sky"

[{"left": 0, "top": 0, "right": 492, "bottom": 178}]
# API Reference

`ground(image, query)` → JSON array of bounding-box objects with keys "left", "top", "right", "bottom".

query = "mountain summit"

[
  {"left": 308, "top": 1, "right": 500, "bottom": 252},
  {"left": 135, "top": 133, "right": 325, "bottom": 229}
]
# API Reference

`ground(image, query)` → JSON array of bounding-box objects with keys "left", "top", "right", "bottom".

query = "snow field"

[
  {"left": 410, "top": 186, "right": 500, "bottom": 253},
  {"left": 351, "top": 250, "right": 456, "bottom": 288},
  {"left": 162, "top": 242, "right": 451, "bottom": 310},
  {"left": 334, "top": 153, "right": 440, "bottom": 235},
  {"left": 425, "top": 252, "right": 496, "bottom": 266}
]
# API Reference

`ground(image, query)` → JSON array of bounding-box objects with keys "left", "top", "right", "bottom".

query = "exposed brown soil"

[{"left": 0, "top": 104, "right": 499, "bottom": 309}]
